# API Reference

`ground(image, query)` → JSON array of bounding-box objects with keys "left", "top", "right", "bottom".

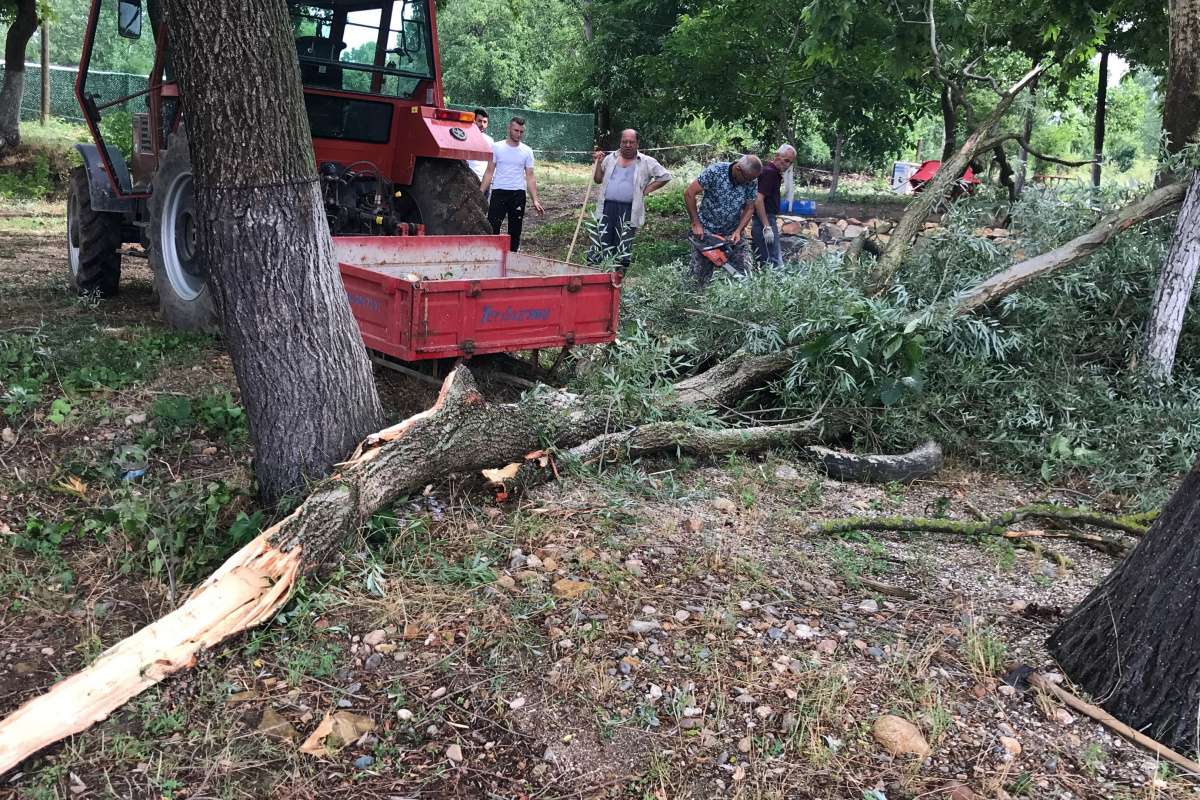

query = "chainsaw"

[{"left": 688, "top": 232, "right": 746, "bottom": 279}]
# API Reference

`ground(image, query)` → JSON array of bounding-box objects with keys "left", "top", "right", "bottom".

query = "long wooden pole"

[{"left": 565, "top": 177, "right": 594, "bottom": 265}]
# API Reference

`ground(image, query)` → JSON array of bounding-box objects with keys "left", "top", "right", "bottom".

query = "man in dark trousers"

[
  {"left": 752, "top": 144, "right": 795, "bottom": 268},
  {"left": 480, "top": 117, "right": 545, "bottom": 251},
  {"left": 684, "top": 154, "right": 762, "bottom": 285},
  {"left": 588, "top": 129, "right": 672, "bottom": 271}
]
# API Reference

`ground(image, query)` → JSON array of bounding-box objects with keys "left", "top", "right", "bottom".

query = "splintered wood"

[{"left": 0, "top": 533, "right": 302, "bottom": 774}]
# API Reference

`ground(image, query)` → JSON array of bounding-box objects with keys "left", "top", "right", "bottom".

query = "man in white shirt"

[
  {"left": 480, "top": 116, "right": 545, "bottom": 252},
  {"left": 467, "top": 108, "right": 493, "bottom": 182},
  {"left": 589, "top": 128, "right": 672, "bottom": 271}
]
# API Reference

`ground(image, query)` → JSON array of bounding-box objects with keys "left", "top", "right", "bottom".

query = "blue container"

[{"left": 780, "top": 198, "right": 816, "bottom": 216}]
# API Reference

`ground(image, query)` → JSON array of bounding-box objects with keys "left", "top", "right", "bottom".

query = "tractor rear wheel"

[
  {"left": 399, "top": 157, "right": 491, "bottom": 235},
  {"left": 67, "top": 166, "right": 122, "bottom": 297},
  {"left": 148, "top": 131, "right": 219, "bottom": 332}
]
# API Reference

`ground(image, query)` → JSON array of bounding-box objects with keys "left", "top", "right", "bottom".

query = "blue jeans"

[{"left": 752, "top": 214, "right": 782, "bottom": 267}]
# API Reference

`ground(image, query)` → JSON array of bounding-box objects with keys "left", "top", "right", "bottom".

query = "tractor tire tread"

[
  {"left": 403, "top": 158, "right": 491, "bottom": 235},
  {"left": 68, "top": 166, "right": 122, "bottom": 297}
]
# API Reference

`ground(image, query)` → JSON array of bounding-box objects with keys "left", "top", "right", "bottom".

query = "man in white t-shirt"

[
  {"left": 480, "top": 116, "right": 545, "bottom": 252},
  {"left": 467, "top": 108, "right": 494, "bottom": 182}
]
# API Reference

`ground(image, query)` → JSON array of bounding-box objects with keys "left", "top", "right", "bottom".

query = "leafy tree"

[{"left": 437, "top": 0, "right": 582, "bottom": 107}]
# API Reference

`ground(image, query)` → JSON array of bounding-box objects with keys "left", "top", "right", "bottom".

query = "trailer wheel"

[
  {"left": 399, "top": 157, "right": 491, "bottom": 235},
  {"left": 67, "top": 166, "right": 122, "bottom": 297},
  {"left": 148, "top": 131, "right": 218, "bottom": 332}
]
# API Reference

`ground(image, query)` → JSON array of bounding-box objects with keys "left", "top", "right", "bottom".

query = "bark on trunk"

[
  {"left": 1163, "top": 0, "right": 1200, "bottom": 155},
  {"left": 939, "top": 84, "right": 957, "bottom": 162},
  {"left": 1142, "top": 169, "right": 1200, "bottom": 382},
  {"left": 1092, "top": 48, "right": 1109, "bottom": 188},
  {"left": 829, "top": 130, "right": 843, "bottom": 199},
  {"left": 954, "top": 181, "right": 1187, "bottom": 315},
  {"left": 994, "top": 145, "right": 1016, "bottom": 203},
  {"left": 1048, "top": 458, "right": 1200, "bottom": 753},
  {"left": 0, "top": 0, "right": 38, "bottom": 150},
  {"left": 874, "top": 64, "right": 1044, "bottom": 293},
  {"left": 672, "top": 348, "right": 800, "bottom": 410},
  {"left": 162, "top": 0, "right": 384, "bottom": 505}
]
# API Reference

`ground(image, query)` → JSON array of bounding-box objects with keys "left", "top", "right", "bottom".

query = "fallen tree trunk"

[
  {"left": 0, "top": 365, "right": 835, "bottom": 773},
  {"left": 672, "top": 347, "right": 800, "bottom": 410},
  {"left": 0, "top": 368, "right": 605, "bottom": 772},
  {"left": 807, "top": 440, "right": 943, "bottom": 483},
  {"left": 953, "top": 181, "right": 1187, "bottom": 315}
]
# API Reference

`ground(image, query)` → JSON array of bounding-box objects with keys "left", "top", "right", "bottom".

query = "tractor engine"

[{"left": 318, "top": 161, "right": 416, "bottom": 236}]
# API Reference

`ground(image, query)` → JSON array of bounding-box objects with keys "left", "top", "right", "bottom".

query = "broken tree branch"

[
  {"left": 0, "top": 362, "right": 843, "bottom": 772},
  {"left": 873, "top": 61, "right": 1046, "bottom": 291},
  {"left": 953, "top": 181, "right": 1187, "bottom": 314},
  {"left": 671, "top": 347, "right": 800, "bottom": 410},
  {"left": 1029, "top": 673, "right": 1200, "bottom": 779},
  {"left": 0, "top": 367, "right": 618, "bottom": 773},
  {"left": 806, "top": 440, "right": 943, "bottom": 484},
  {"left": 810, "top": 513, "right": 1072, "bottom": 565},
  {"left": 979, "top": 132, "right": 1096, "bottom": 167}
]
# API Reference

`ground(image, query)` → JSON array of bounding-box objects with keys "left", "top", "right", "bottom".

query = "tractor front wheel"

[
  {"left": 398, "top": 157, "right": 491, "bottom": 235},
  {"left": 148, "top": 131, "right": 218, "bottom": 332},
  {"left": 67, "top": 166, "right": 122, "bottom": 297}
]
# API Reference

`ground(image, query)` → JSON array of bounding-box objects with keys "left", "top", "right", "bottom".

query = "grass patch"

[{"left": 0, "top": 120, "right": 89, "bottom": 200}]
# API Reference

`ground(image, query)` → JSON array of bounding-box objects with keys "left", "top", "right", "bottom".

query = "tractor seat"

[{"left": 296, "top": 36, "right": 347, "bottom": 89}]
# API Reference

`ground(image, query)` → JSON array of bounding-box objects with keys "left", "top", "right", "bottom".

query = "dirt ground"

[{"left": 0, "top": 188, "right": 1191, "bottom": 799}]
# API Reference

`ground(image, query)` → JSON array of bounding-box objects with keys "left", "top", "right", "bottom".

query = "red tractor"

[{"left": 68, "top": 0, "right": 493, "bottom": 331}]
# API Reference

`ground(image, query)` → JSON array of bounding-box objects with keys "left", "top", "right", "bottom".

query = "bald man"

[
  {"left": 589, "top": 129, "right": 672, "bottom": 271},
  {"left": 684, "top": 154, "right": 762, "bottom": 284},
  {"left": 752, "top": 144, "right": 796, "bottom": 268}
]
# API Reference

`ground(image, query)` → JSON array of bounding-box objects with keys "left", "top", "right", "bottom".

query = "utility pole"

[{"left": 39, "top": 21, "right": 49, "bottom": 125}]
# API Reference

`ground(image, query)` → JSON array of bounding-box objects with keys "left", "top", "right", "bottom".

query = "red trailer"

[{"left": 335, "top": 235, "right": 622, "bottom": 363}]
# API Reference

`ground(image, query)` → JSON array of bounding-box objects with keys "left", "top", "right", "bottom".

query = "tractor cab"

[
  {"left": 289, "top": 1, "right": 434, "bottom": 101},
  {"left": 69, "top": 0, "right": 494, "bottom": 332}
]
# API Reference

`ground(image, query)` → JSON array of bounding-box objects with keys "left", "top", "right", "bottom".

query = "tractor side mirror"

[{"left": 117, "top": 0, "right": 142, "bottom": 39}]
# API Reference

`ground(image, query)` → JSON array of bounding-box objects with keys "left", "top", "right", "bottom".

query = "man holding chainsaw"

[
  {"left": 752, "top": 144, "right": 795, "bottom": 268},
  {"left": 684, "top": 155, "right": 762, "bottom": 285}
]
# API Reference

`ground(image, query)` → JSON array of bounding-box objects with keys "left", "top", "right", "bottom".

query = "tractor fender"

[
  {"left": 73, "top": 143, "right": 135, "bottom": 213},
  {"left": 393, "top": 109, "right": 492, "bottom": 185}
]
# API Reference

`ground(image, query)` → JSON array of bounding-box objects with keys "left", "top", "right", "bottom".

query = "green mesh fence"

[
  {"left": 450, "top": 104, "right": 594, "bottom": 163},
  {"left": 0, "top": 62, "right": 148, "bottom": 122},
  {"left": 2, "top": 63, "right": 594, "bottom": 161}
]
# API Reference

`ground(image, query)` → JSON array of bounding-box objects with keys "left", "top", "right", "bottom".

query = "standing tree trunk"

[
  {"left": 1014, "top": 87, "right": 1036, "bottom": 196},
  {"left": 1142, "top": 169, "right": 1200, "bottom": 382},
  {"left": 162, "top": 0, "right": 384, "bottom": 505},
  {"left": 939, "top": 84, "right": 957, "bottom": 161},
  {"left": 994, "top": 145, "right": 1016, "bottom": 202},
  {"left": 1163, "top": 0, "right": 1200, "bottom": 155},
  {"left": 1048, "top": 457, "right": 1200, "bottom": 753},
  {"left": 829, "top": 129, "right": 843, "bottom": 198},
  {"left": 1092, "top": 48, "right": 1109, "bottom": 188},
  {"left": 0, "top": 0, "right": 38, "bottom": 150}
]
